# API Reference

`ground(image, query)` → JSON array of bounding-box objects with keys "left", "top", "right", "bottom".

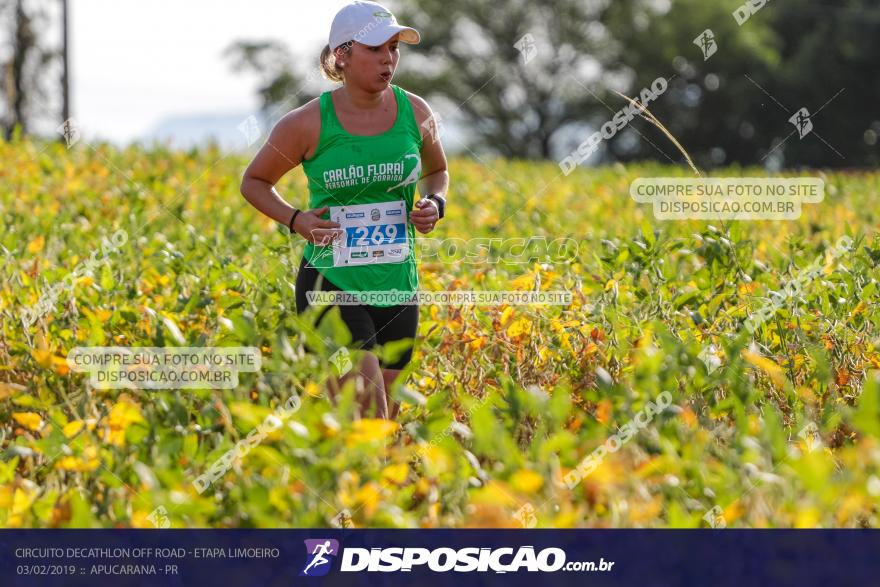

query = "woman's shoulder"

[
  {"left": 276, "top": 95, "right": 323, "bottom": 135},
  {"left": 400, "top": 88, "right": 435, "bottom": 140},
  {"left": 271, "top": 95, "right": 323, "bottom": 160}
]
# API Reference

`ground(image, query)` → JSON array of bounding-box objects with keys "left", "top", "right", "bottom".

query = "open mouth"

[{"left": 379, "top": 72, "right": 392, "bottom": 82}]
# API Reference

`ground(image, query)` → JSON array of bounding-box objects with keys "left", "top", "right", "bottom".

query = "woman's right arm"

[{"left": 239, "top": 106, "right": 341, "bottom": 245}]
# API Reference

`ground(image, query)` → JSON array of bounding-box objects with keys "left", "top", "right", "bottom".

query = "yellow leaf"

[
  {"left": 462, "top": 503, "right": 519, "bottom": 528},
  {"left": 347, "top": 419, "right": 399, "bottom": 445},
  {"left": 94, "top": 308, "right": 113, "bottom": 321},
  {"left": 835, "top": 494, "right": 865, "bottom": 525},
  {"left": 8, "top": 486, "right": 38, "bottom": 527},
  {"left": 506, "top": 317, "right": 532, "bottom": 339},
  {"left": 629, "top": 496, "right": 664, "bottom": 524},
  {"left": 850, "top": 300, "right": 867, "bottom": 319},
  {"left": 467, "top": 336, "right": 487, "bottom": 352},
  {"left": 353, "top": 482, "right": 382, "bottom": 518},
  {"left": 499, "top": 306, "right": 515, "bottom": 327},
  {"left": 55, "top": 447, "right": 100, "bottom": 472},
  {"left": 104, "top": 401, "right": 144, "bottom": 446},
  {"left": 416, "top": 444, "right": 452, "bottom": 475},
  {"left": 742, "top": 350, "right": 786, "bottom": 389},
  {"left": 470, "top": 480, "right": 518, "bottom": 507},
  {"left": 13, "top": 488, "right": 37, "bottom": 514},
  {"left": 418, "top": 376, "right": 437, "bottom": 391},
  {"left": 12, "top": 412, "right": 43, "bottom": 431},
  {"left": 63, "top": 420, "right": 84, "bottom": 438},
  {"left": 681, "top": 407, "right": 698, "bottom": 429},
  {"left": 0, "top": 486, "right": 12, "bottom": 510},
  {"left": 31, "top": 349, "right": 54, "bottom": 369},
  {"left": 595, "top": 399, "right": 612, "bottom": 424},
  {"left": 381, "top": 463, "right": 409, "bottom": 485},
  {"left": 510, "top": 272, "right": 535, "bottom": 290},
  {"left": 510, "top": 469, "right": 544, "bottom": 494},
  {"left": 723, "top": 502, "right": 745, "bottom": 525},
  {"left": 540, "top": 267, "right": 558, "bottom": 285},
  {"left": 51, "top": 355, "right": 70, "bottom": 375},
  {"left": 26, "top": 235, "right": 45, "bottom": 253},
  {"left": 107, "top": 401, "right": 144, "bottom": 428},
  {"left": 304, "top": 382, "right": 322, "bottom": 397},
  {"left": 535, "top": 346, "right": 552, "bottom": 368},
  {"left": 131, "top": 510, "right": 158, "bottom": 528}
]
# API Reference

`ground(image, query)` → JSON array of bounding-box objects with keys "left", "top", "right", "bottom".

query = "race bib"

[{"left": 329, "top": 200, "right": 409, "bottom": 267}]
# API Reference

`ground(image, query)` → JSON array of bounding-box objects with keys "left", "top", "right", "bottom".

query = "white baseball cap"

[{"left": 329, "top": 1, "right": 421, "bottom": 50}]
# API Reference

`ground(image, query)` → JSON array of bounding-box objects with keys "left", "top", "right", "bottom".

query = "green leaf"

[
  {"left": 641, "top": 218, "right": 656, "bottom": 248},
  {"left": 0, "top": 456, "right": 20, "bottom": 483},
  {"left": 33, "top": 489, "right": 58, "bottom": 523},
  {"left": 672, "top": 290, "right": 700, "bottom": 309},
  {"left": 100, "top": 263, "right": 114, "bottom": 291},
  {"left": 853, "top": 372, "right": 879, "bottom": 437},
  {"left": 67, "top": 490, "right": 98, "bottom": 528},
  {"left": 315, "top": 306, "right": 352, "bottom": 349}
]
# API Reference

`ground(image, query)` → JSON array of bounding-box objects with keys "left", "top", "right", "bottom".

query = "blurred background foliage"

[
  {"left": 1, "top": 138, "right": 878, "bottom": 527},
  {"left": 3, "top": 0, "right": 877, "bottom": 167},
  {"left": 230, "top": 0, "right": 880, "bottom": 167}
]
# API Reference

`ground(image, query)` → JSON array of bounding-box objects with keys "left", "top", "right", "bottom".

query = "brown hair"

[{"left": 320, "top": 42, "right": 353, "bottom": 83}]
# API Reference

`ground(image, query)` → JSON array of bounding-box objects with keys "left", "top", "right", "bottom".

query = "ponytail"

[{"left": 319, "top": 42, "right": 352, "bottom": 83}]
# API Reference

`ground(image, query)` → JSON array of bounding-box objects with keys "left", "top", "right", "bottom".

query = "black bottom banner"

[{"left": 1, "top": 529, "right": 877, "bottom": 586}]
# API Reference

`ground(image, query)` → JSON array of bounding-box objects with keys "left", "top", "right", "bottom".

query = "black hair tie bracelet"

[{"left": 288, "top": 209, "right": 302, "bottom": 234}]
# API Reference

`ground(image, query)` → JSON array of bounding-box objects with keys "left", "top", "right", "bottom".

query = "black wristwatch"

[{"left": 426, "top": 194, "right": 446, "bottom": 219}]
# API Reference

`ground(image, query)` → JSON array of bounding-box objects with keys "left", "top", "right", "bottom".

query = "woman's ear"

[
  {"left": 334, "top": 45, "right": 348, "bottom": 67},
  {"left": 335, "top": 42, "right": 352, "bottom": 59}
]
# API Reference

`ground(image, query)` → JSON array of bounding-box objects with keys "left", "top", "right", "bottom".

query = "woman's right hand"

[{"left": 292, "top": 206, "right": 343, "bottom": 246}]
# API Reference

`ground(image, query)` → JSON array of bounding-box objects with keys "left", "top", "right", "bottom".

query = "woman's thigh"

[
  {"left": 295, "top": 256, "right": 379, "bottom": 351},
  {"left": 368, "top": 303, "right": 419, "bottom": 370}
]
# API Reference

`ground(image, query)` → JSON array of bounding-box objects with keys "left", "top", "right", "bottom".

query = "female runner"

[{"left": 240, "top": 1, "right": 449, "bottom": 419}]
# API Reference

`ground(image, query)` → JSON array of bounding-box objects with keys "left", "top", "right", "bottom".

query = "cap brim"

[{"left": 359, "top": 25, "right": 420, "bottom": 47}]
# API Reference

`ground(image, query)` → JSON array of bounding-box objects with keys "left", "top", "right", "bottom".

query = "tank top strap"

[
  {"left": 318, "top": 90, "right": 345, "bottom": 141},
  {"left": 391, "top": 84, "right": 424, "bottom": 149}
]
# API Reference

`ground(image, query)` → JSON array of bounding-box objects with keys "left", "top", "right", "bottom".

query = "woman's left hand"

[{"left": 410, "top": 198, "right": 440, "bottom": 234}]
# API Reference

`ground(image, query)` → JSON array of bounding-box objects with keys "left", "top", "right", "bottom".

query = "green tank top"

[{"left": 301, "top": 84, "right": 422, "bottom": 308}]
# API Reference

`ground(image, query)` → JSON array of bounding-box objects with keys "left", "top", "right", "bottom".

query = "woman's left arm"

[{"left": 408, "top": 93, "right": 449, "bottom": 233}]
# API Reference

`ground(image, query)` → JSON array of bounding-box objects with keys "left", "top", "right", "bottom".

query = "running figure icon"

[{"left": 300, "top": 539, "right": 340, "bottom": 576}]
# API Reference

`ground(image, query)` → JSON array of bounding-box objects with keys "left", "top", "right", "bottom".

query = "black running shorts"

[{"left": 294, "top": 256, "right": 419, "bottom": 370}]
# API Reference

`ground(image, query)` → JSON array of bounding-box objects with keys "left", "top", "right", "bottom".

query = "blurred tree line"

[
  {"left": 228, "top": 0, "right": 877, "bottom": 168},
  {"left": 3, "top": 0, "right": 876, "bottom": 167},
  {"left": 390, "top": 0, "right": 879, "bottom": 168}
]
